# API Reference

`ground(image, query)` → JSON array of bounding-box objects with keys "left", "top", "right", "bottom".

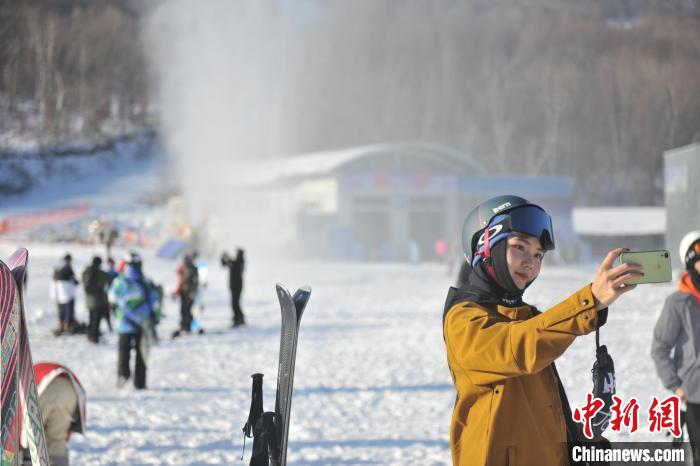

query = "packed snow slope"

[{"left": 1, "top": 240, "right": 680, "bottom": 465}]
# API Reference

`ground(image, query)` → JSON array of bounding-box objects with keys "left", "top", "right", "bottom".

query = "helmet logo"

[
  {"left": 492, "top": 202, "right": 512, "bottom": 214},
  {"left": 477, "top": 224, "right": 503, "bottom": 246}
]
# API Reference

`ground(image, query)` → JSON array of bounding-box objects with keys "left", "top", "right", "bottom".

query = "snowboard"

[{"left": 1, "top": 249, "right": 49, "bottom": 466}]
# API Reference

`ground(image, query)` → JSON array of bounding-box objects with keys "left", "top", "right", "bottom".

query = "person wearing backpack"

[
  {"left": 82, "top": 256, "right": 112, "bottom": 343},
  {"left": 443, "top": 195, "right": 642, "bottom": 466},
  {"left": 109, "top": 252, "right": 161, "bottom": 389}
]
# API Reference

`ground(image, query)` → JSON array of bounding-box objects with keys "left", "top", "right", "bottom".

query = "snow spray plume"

[{"left": 141, "top": 1, "right": 304, "bottom": 259}]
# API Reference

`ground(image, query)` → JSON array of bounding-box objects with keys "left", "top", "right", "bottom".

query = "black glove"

[{"left": 591, "top": 344, "right": 616, "bottom": 438}]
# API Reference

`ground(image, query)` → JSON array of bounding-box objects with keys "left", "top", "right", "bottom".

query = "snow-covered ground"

[
  {"left": 1, "top": 239, "right": 681, "bottom": 465},
  {"left": 1, "top": 145, "right": 683, "bottom": 465}
]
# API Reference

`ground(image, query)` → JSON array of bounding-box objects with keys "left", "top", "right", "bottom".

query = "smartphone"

[{"left": 619, "top": 250, "right": 672, "bottom": 284}]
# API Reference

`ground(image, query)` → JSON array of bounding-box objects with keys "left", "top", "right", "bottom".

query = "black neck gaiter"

[{"left": 468, "top": 259, "right": 525, "bottom": 308}]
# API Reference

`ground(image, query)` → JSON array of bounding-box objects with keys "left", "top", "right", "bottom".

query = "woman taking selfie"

[{"left": 443, "top": 195, "right": 642, "bottom": 466}]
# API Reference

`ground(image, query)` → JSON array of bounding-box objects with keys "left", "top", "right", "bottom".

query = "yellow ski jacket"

[{"left": 443, "top": 284, "right": 601, "bottom": 466}]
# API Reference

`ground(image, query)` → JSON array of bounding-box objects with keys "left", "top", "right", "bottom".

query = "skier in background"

[
  {"left": 101, "top": 256, "right": 119, "bottom": 333},
  {"left": 109, "top": 252, "right": 161, "bottom": 389},
  {"left": 191, "top": 251, "right": 208, "bottom": 334},
  {"left": 106, "top": 257, "right": 119, "bottom": 281},
  {"left": 20, "top": 361, "right": 86, "bottom": 466},
  {"left": 435, "top": 238, "right": 448, "bottom": 263},
  {"left": 81, "top": 256, "right": 112, "bottom": 343},
  {"left": 171, "top": 253, "right": 199, "bottom": 337},
  {"left": 651, "top": 230, "right": 700, "bottom": 466},
  {"left": 221, "top": 248, "right": 245, "bottom": 328},
  {"left": 443, "top": 195, "right": 642, "bottom": 466},
  {"left": 51, "top": 254, "right": 79, "bottom": 336}
]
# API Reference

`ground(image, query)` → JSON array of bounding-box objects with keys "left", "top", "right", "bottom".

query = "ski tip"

[
  {"left": 275, "top": 283, "right": 291, "bottom": 296},
  {"left": 292, "top": 286, "right": 311, "bottom": 300},
  {"left": 8, "top": 248, "right": 29, "bottom": 268},
  {"left": 292, "top": 286, "right": 311, "bottom": 316},
  {"left": 292, "top": 286, "right": 311, "bottom": 302},
  {"left": 276, "top": 284, "right": 311, "bottom": 295}
]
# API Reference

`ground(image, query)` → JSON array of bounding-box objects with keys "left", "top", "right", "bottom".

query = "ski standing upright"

[{"left": 242, "top": 283, "right": 311, "bottom": 466}]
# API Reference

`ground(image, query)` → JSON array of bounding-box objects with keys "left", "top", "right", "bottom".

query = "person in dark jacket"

[
  {"left": 104, "top": 257, "right": 118, "bottom": 333},
  {"left": 443, "top": 195, "right": 642, "bottom": 466},
  {"left": 81, "top": 256, "right": 112, "bottom": 343},
  {"left": 651, "top": 230, "right": 700, "bottom": 465},
  {"left": 221, "top": 248, "right": 245, "bottom": 327}
]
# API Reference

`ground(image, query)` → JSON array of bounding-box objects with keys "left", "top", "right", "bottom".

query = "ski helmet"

[
  {"left": 124, "top": 251, "right": 143, "bottom": 272},
  {"left": 679, "top": 230, "right": 700, "bottom": 270},
  {"left": 462, "top": 195, "right": 555, "bottom": 267}
]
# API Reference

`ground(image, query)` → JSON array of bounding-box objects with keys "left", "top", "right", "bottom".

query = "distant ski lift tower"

[{"left": 664, "top": 142, "right": 700, "bottom": 270}]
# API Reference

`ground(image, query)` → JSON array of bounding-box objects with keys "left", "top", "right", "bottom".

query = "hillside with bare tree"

[{"left": 1, "top": 0, "right": 698, "bottom": 204}]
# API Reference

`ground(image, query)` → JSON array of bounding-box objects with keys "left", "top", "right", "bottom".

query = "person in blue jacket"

[{"left": 108, "top": 252, "right": 161, "bottom": 389}]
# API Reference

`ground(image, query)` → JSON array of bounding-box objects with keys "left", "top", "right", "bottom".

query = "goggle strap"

[
  {"left": 482, "top": 223, "right": 499, "bottom": 283},
  {"left": 483, "top": 223, "right": 492, "bottom": 263},
  {"left": 486, "top": 263, "right": 498, "bottom": 283}
]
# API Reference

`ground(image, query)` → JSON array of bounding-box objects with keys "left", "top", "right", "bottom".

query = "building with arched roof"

[{"left": 224, "top": 142, "right": 577, "bottom": 262}]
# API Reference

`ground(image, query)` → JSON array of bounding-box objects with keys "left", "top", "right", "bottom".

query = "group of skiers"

[
  {"left": 169, "top": 247, "right": 246, "bottom": 337},
  {"left": 51, "top": 251, "right": 162, "bottom": 390},
  {"left": 50, "top": 254, "right": 119, "bottom": 340},
  {"left": 49, "top": 248, "right": 247, "bottom": 389},
  {"left": 15, "top": 246, "right": 247, "bottom": 466},
  {"left": 443, "top": 194, "right": 700, "bottom": 466}
]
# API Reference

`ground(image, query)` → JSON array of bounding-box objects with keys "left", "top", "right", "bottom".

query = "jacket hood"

[{"left": 443, "top": 261, "right": 526, "bottom": 332}]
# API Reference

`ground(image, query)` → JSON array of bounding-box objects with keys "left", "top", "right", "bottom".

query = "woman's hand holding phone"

[{"left": 591, "top": 248, "right": 644, "bottom": 311}]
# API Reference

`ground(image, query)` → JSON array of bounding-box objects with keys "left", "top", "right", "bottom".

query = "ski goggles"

[{"left": 497, "top": 205, "right": 555, "bottom": 251}]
